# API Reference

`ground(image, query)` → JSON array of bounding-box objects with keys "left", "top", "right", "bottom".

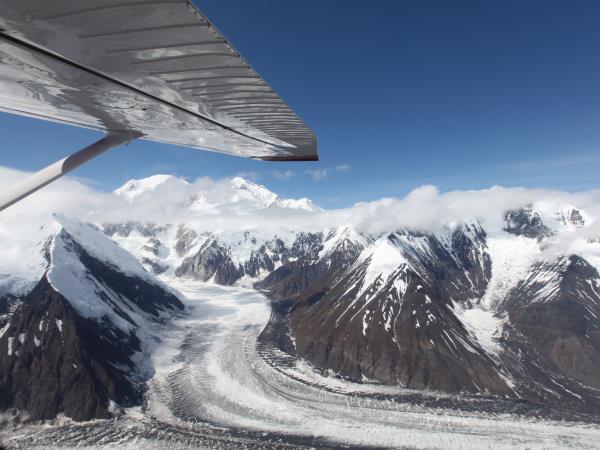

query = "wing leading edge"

[{"left": 0, "top": 0, "right": 317, "bottom": 160}]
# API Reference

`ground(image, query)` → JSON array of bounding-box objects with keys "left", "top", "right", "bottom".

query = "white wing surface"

[{"left": 0, "top": 0, "right": 317, "bottom": 160}]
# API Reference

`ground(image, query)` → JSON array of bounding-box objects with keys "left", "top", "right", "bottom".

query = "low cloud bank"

[{"left": 2, "top": 167, "right": 600, "bottom": 248}]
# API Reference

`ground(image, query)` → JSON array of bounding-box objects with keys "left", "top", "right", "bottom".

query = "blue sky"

[{"left": 2, "top": 0, "right": 600, "bottom": 208}]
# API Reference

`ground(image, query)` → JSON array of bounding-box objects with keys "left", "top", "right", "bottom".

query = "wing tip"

[{"left": 254, "top": 154, "right": 319, "bottom": 162}]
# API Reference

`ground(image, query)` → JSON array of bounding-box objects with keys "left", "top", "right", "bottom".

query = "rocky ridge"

[
  {"left": 2, "top": 175, "right": 600, "bottom": 421},
  {"left": 0, "top": 217, "right": 183, "bottom": 422}
]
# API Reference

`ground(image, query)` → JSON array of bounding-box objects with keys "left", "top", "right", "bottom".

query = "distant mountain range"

[{"left": 1, "top": 175, "right": 600, "bottom": 422}]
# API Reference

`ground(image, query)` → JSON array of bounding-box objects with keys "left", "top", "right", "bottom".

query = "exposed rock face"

[
  {"left": 499, "top": 255, "right": 600, "bottom": 410},
  {"left": 6, "top": 175, "right": 598, "bottom": 421},
  {"left": 0, "top": 220, "right": 183, "bottom": 422},
  {"left": 97, "top": 191, "right": 600, "bottom": 414},
  {"left": 504, "top": 208, "right": 552, "bottom": 239},
  {"left": 176, "top": 232, "right": 326, "bottom": 286},
  {"left": 0, "top": 278, "right": 139, "bottom": 421},
  {"left": 103, "top": 222, "right": 167, "bottom": 239},
  {"left": 174, "top": 225, "right": 198, "bottom": 257},
  {"left": 555, "top": 208, "right": 586, "bottom": 228},
  {"left": 255, "top": 213, "right": 600, "bottom": 412},
  {"left": 281, "top": 224, "right": 512, "bottom": 394},
  {"left": 256, "top": 228, "right": 366, "bottom": 300},
  {"left": 176, "top": 239, "right": 234, "bottom": 282},
  {"left": 141, "top": 257, "right": 169, "bottom": 275}
]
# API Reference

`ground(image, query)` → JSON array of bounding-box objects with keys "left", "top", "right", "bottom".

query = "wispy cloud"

[
  {"left": 305, "top": 168, "right": 329, "bottom": 181},
  {"left": 305, "top": 164, "right": 351, "bottom": 181},
  {"left": 272, "top": 169, "right": 295, "bottom": 180}
]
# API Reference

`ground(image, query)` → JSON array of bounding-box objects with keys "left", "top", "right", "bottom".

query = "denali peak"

[
  {"left": 114, "top": 175, "right": 321, "bottom": 214},
  {"left": 114, "top": 174, "right": 190, "bottom": 202}
]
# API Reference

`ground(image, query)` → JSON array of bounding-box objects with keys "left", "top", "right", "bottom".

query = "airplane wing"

[{"left": 0, "top": 0, "right": 317, "bottom": 161}]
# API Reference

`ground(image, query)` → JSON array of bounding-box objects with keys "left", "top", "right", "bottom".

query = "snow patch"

[
  {"left": 481, "top": 236, "right": 541, "bottom": 309},
  {"left": 454, "top": 304, "right": 504, "bottom": 357},
  {"left": 358, "top": 235, "right": 408, "bottom": 297},
  {"left": 0, "top": 322, "right": 9, "bottom": 338},
  {"left": 53, "top": 215, "right": 157, "bottom": 284},
  {"left": 0, "top": 221, "right": 59, "bottom": 297},
  {"left": 7, "top": 336, "right": 14, "bottom": 356}
]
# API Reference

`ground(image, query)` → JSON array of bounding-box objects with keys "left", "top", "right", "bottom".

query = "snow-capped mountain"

[
  {"left": 101, "top": 184, "right": 600, "bottom": 412},
  {"left": 256, "top": 207, "right": 600, "bottom": 411},
  {"left": 114, "top": 174, "right": 190, "bottom": 202},
  {"left": 0, "top": 216, "right": 183, "bottom": 421},
  {"left": 101, "top": 175, "right": 321, "bottom": 285},
  {"left": 504, "top": 205, "right": 590, "bottom": 239},
  {"left": 261, "top": 221, "right": 515, "bottom": 395},
  {"left": 2, "top": 173, "right": 600, "bottom": 422},
  {"left": 497, "top": 254, "right": 600, "bottom": 408},
  {"left": 114, "top": 175, "right": 321, "bottom": 214}
]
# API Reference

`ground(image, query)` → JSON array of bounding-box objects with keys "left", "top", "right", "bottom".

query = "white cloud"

[
  {"left": 305, "top": 168, "right": 329, "bottom": 181},
  {"left": 2, "top": 166, "right": 600, "bottom": 264},
  {"left": 272, "top": 170, "right": 295, "bottom": 180},
  {"left": 305, "top": 164, "right": 350, "bottom": 181}
]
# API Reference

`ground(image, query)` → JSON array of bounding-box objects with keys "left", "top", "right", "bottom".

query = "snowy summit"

[{"left": 114, "top": 175, "right": 321, "bottom": 214}]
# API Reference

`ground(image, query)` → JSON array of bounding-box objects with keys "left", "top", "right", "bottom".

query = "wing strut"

[{"left": 0, "top": 131, "right": 140, "bottom": 213}]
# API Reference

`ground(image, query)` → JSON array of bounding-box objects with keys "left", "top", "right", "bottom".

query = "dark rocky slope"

[
  {"left": 284, "top": 225, "right": 513, "bottom": 395},
  {"left": 0, "top": 221, "right": 183, "bottom": 422},
  {"left": 258, "top": 213, "right": 600, "bottom": 413},
  {"left": 176, "top": 231, "right": 325, "bottom": 285},
  {"left": 499, "top": 255, "right": 600, "bottom": 411}
]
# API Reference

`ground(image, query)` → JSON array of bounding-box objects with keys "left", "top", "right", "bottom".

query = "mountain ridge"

[
  {"left": 0, "top": 217, "right": 183, "bottom": 421},
  {"left": 2, "top": 176, "right": 600, "bottom": 421}
]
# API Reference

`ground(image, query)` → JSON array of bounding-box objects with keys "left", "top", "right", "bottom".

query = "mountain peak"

[
  {"left": 553, "top": 207, "right": 589, "bottom": 228},
  {"left": 228, "top": 177, "right": 278, "bottom": 204},
  {"left": 504, "top": 205, "right": 590, "bottom": 239},
  {"left": 504, "top": 207, "right": 551, "bottom": 239},
  {"left": 185, "top": 176, "right": 321, "bottom": 213},
  {"left": 112, "top": 174, "right": 321, "bottom": 213},
  {"left": 114, "top": 174, "right": 189, "bottom": 201},
  {"left": 230, "top": 176, "right": 259, "bottom": 187}
]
